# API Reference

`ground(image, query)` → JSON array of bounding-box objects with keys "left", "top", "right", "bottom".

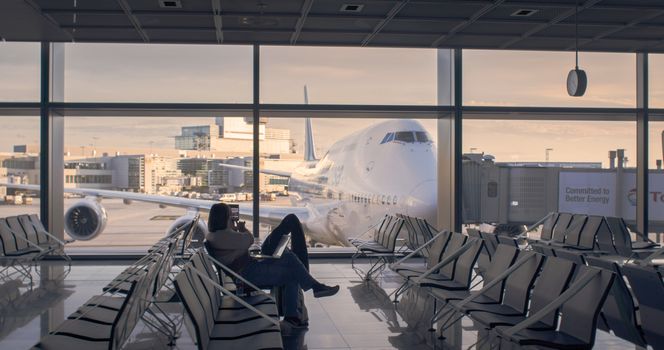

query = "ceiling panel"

[{"left": 0, "top": 0, "right": 663, "bottom": 52}]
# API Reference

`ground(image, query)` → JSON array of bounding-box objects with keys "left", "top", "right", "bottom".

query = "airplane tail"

[{"left": 304, "top": 85, "right": 317, "bottom": 161}]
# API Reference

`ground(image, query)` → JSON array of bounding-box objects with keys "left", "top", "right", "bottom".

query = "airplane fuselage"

[{"left": 287, "top": 119, "right": 437, "bottom": 246}]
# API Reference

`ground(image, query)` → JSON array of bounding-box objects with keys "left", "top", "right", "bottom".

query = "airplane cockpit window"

[
  {"left": 380, "top": 132, "right": 395, "bottom": 144},
  {"left": 415, "top": 131, "right": 431, "bottom": 143},
  {"left": 382, "top": 131, "right": 430, "bottom": 144},
  {"left": 394, "top": 131, "right": 415, "bottom": 143}
]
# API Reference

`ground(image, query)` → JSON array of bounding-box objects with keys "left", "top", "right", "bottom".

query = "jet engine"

[
  {"left": 64, "top": 200, "right": 108, "bottom": 240},
  {"left": 167, "top": 214, "right": 208, "bottom": 248}
]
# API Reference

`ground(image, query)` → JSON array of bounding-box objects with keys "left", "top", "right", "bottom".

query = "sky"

[{"left": 1, "top": 42, "right": 664, "bottom": 167}]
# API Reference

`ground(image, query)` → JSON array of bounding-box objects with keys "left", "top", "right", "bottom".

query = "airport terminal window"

[
  {"left": 462, "top": 118, "right": 636, "bottom": 235},
  {"left": 463, "top": 50, "right": 635, "bottom": 107},
  {"left": 62, "top": 115, "right": 254, "bottom": 249},
  {"left": 0, "top": 42, "right": 40, "bottom": 102},
  {"left": 262, "top": 117, "right": 437, "bottom": 249},
  {"left": 260, "top": 46, "right": 438, "bottom": 105},
  {"left": 651, "top": 55, "right": 664, "bottom": 108},
  {"left": 64, "top": 43, "right": 253, "bottom": 103},
  {"left": 647, "top": 120, "right": 664, "bottom": 240},
  {"left": 0, "top": 117, "right": 40, "bottom": 216}
]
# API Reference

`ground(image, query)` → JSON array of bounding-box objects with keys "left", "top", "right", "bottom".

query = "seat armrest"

[
  {"left": 389, "top": 230, "right": 448, "bottom": 269},
  {"left": 501, "top": 269, "right": 602, "bottom": 339}
]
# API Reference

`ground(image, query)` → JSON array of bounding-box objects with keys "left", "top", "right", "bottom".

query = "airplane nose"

[{"left": 405, "top": 180, "right": 437, "bottom": 225}]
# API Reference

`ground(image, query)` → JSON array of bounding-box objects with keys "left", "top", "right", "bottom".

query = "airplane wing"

[
  {"left": 1, "top": 182, "right": 310, "bottom": 223},
  {"left": 214, "top": 163, "right": 292, "bottom": 178},
  {"left": 4, "top": 183, "right": 215, "bottom": 211}
]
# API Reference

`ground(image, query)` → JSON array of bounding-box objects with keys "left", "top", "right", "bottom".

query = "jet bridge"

[{"left": 462, "top": 152, "right": 664, "bottom": 232}]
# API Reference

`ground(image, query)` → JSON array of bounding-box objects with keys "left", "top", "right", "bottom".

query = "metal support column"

[
  {"left": 39, "top": 42, "right": 65, "bottom": 239},
  {"left": 436, "top": 49, "right": 462, "bottom": 232},
  {"left": 252, "top": 44, "right": 260, "bottom": 238},
  {"left": 636, "top": 52, "right": 649, "bottom": 238}
]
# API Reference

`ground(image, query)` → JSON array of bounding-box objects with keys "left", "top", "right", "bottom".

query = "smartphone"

[{"left": 229, "top": 204, "right": 240, "bottom": 221}]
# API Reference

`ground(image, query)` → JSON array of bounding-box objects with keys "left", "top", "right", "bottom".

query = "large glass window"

[
  {"left": 463, "top": 50, "right": 635, "bottom": 107},
  {"left": 462, "top": 117, "right": 636, "bottom": 234},
  {"left": 651, "top": 55, "right": 664, "bottom": 108},
  {"left": 0, "top": 117, "right": 40, "bottom": 217},
  {"left": 260, "top": 46, "right": 438, "bottom": 105},
  {"left": 64, "top": 43, "right": 253, "bottom": 103},
  {"left": 63, "top": 115, "right": 253, "bottom": 249},
  {"left": 0, "top": 42, "right": 40, "bottom": 102},
  {"left": 648, "top": 119, "right": 664, "bottom": 240},
  {"left": 261, "top": 117, "right": 437, "bottom": 248}
]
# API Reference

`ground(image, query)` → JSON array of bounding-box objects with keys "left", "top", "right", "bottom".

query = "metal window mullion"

[
  {"left": 40, "top": 43, "right": 50, "bottom": 228},
  {"left": 39, "top": 42, "right": 65, "bottom": 240},
  {"left": 637, "top": 52, "right": 649, "bottom": 238},
  {"left": 453, "top": 48, "right": 463, "bottom": 233},
  {"left": 253, "top": 44, "right": 260, "bottom": 238}
]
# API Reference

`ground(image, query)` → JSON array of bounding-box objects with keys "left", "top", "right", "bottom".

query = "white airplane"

[{"left": 2, "top": 94, "right": 437, "bottom": 246}]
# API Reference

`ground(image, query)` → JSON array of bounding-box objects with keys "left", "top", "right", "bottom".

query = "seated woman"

[{"left": 205, "top": 203, "right": 339, "bottom": 330}]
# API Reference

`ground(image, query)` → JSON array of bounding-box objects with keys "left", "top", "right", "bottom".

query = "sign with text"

[
  {"left": 558, "top": 171, "right": 664, "bottom": 221},
  {"left": 559, "top": 172, "right": 616, "bottom": 216}
]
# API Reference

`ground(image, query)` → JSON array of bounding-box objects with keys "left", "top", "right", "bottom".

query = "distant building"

[
  {"left": 179, "top": 156, "right": 251, "bottom": 193},
  {"left": 2, "top": 117, "right": 298, "bottom": 196},
  {"left": 12, "top": 144, "right": 39, "bottom": 153},
  {"left": 65, "top": 158, "right": 113, "bottom": 190},
  {"left": 0, "top": 153, "right": 40, "bottom": 187},
  {"left": 111, "top": 155, "right": 181, "bottom": 194},
  {"left": 0, "top": 167, "right": 7, "bottom": 197},
  {"left": 174, "top": 117, "right": 293, "bottom": 155}
]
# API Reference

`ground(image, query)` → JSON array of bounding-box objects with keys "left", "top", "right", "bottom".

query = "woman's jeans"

[{"left": 241, "top": 214, "right": 315, "bottom": 318}]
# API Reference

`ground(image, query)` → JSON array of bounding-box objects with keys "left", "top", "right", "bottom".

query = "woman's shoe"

[{"left": 313, "top": 284, "right": 340, "bottom": 298}]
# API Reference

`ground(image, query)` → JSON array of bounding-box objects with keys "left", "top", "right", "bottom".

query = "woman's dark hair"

[{"left": 208, "top": 203, "right": 230, "bottom": 232}]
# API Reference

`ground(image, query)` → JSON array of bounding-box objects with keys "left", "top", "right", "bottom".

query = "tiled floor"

[{"left": 0, "top": 259, "right": 642, "bottom": 349}]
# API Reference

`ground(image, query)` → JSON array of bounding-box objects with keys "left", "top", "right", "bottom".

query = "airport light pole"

[{"left": 545, "top": 148, "right": 554, "bottom": 162}]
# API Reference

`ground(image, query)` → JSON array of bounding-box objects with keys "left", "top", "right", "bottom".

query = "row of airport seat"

[
  {"left": 528, "top": 212, "right": 660, "bottom": 258},
  {"left": 348, "top": 213, "right": 440, "bottom": 281},
  {"left": 0, "top": 214, "right": 72, "bottom": 282},
  {"left": 31, "top": 216, "right": 196, "bottom": 350},
  {"left": 397, "top": 213, "right": 438, "bottom": 258},
  {"left": 389, "top": 218, "right": 664, "bottom": 349},
  {"left": 349, "top": 214, "right": 407, "bottom": 280},
  {"left": 33, "top": 214, "right": 284, "bottom": 350},
  {"left": 173, "top": 250, "right": 283, "bottom": 350}
]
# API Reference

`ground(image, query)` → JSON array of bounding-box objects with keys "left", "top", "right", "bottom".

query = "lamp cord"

[{"left": 575, "top": 0, "right": 579, "bottom": 69}]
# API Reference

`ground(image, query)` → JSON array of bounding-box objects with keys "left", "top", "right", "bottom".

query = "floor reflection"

[
  {"left": 0, "top": 265, "right": 73, "bottom": 346},
  {"left": 0, "top": 259, "right": 647, "bottom": 349}
]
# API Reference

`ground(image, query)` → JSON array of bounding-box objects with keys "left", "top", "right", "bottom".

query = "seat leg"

[
  {"left": 428, "top": 297, "right": 438, "bottom": 332},
  {"left": 438, "top": 311, "right": 465, "bottom": 337},
  {"left": 394, "top": 281, "right": 413, "bottom": 302},
  {"left": 388, "top": 280, "right": 409, "bottom": 302}
]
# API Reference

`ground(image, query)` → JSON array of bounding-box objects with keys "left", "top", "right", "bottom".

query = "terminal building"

[{"left": 0, "top": 1, "right": 663, "bottom": 349}]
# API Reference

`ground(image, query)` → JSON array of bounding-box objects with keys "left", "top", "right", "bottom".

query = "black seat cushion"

[
  {"left": 501, "top": 328, "right": 590, "bottom": 350},
  {"left": 418, "top": 278, "right": 466, "bottom": 290},
  {"left": 428, "top": 288, "right": 470, "bottom": 303},
  {"left": 470, "top": 311, "right": 551, "bottom": 330}
]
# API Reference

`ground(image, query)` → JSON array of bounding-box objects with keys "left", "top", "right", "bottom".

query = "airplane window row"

[
  {"left": 380, "top": 131, "right": 431, "bottom": 144},
  {"left": 351, "top": 193, "right": 398, "bottom": 205}
]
